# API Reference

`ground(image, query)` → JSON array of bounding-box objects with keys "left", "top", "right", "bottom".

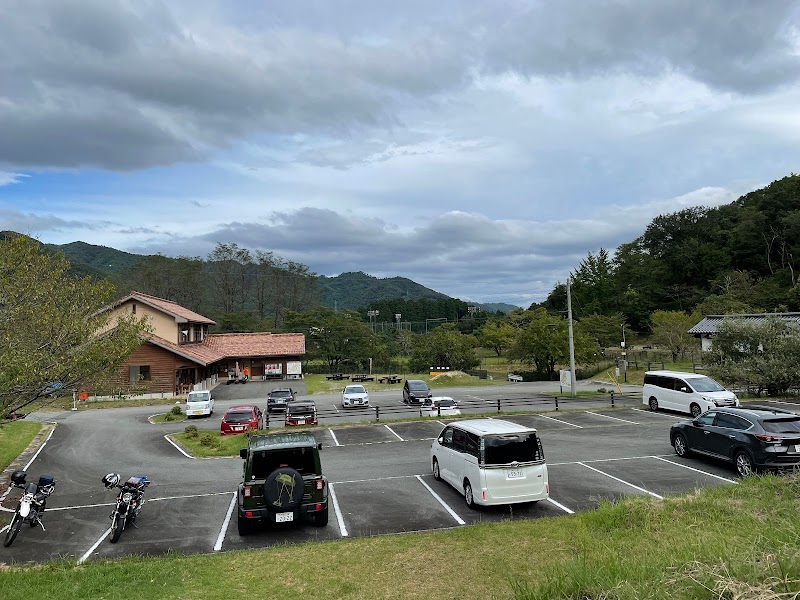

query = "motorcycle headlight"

[{"left": 121, "top": 492, "right": 133, "bottom": 503}]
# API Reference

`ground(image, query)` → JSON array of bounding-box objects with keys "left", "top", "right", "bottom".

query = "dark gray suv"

[
  {"left": 670, "top": 405, "right": 800, "bottom": 476},
  {"left": 403, "top": 379, "right": 432, "bottom": 404}
]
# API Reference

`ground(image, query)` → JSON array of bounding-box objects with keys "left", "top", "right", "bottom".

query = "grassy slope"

[
  {"left": 0, "top": 421, "right": 42, "bottom": 471},
  {"left": 0, "top": 475, "right": 796, "bottom": 599}
]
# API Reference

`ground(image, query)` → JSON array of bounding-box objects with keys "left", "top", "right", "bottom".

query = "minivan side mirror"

[
  {"left": 437, "top": 436, "right": 444, "bottom": 444},
  {"left": 680, "top": 387, "right": 689, "bottom": 393},
  {"left": 239, "top": 448, "right": 248, "bottom": 459}
]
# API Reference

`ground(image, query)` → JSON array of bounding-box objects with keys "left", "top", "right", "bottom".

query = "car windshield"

[
  {"left": 409, "top": 382, "right": 428, "bottom": 391},
  {"left": 762, "top": 418, "right": 800, "bottom": 433},
  {"left": 187, "top": 392, "right": 210, "bottom": 403},
  {"left": 484, "top": 433, "right": 544, "bottom": 465},
  {"left": 688, "top": 377, "right": 725, "bottom": 392},
  {"left": 271, "top": 390, "right": 292, "bottom": 398},
  {"left": 345, "top": 386, "right": 365, "bottom": 394},
  {"left": 226, "top": 411, "right": 254, "bottom": 423}
]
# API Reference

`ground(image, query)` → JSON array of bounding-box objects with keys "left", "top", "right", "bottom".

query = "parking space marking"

[
  {"left": 466, "top": 394, "right": 490, "bottom": 403},
  {"left": 384, "top": 424, "right": 405, "bottom": 441},
  {"left": 415, "top": 475, "right": 466, "bottom": 525},
  {"left": 436, "top": 421, "right": 446, "bottom": 427},
  {"left": 164, "top": 434, "right": 195, "bottom": 459},
  {"left": 78, "top": 528, "right": 111, "bottom": 564},
  {"left": 585, "top": 411, "right": 639, "bottom": 425},
  {"left": 550, "top": 454, "right": 673, "bottom": 467},
  {"left": 577, "top": 462, "right": 663, "bottom": 499},
  {"left": 47, "top": 491, "right": 237, "bottom": 512},
  {"left": 213, "top": 492, "right": 237, "bottom": 551},
  {"left": 534, "top": 414, "right": 583, "bottom": 428},
  {"left": 651, "top": 456, "right": 738, "bottom": 484},
  {"left": 333, "top": 474, "right": 418, "bottom": 485},
  {"left": 328, "top": 483, "right": 348, "bottom": 537},
  {"left": 546, "top": 498, "right": 575, "bottom": 514},
  {"left": 630, "top": 408, "right": 683, "bottom": 420},
  {"left": 329, "top": 429, "right": 342, "bottom": 446},
  {"left": 331, "top": 404, "right": 339, "bottom": 412}
]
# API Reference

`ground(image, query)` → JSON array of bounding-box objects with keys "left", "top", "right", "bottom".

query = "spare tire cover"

[{"left": 264, "top": 468, "right": 305, "bottom": 511}]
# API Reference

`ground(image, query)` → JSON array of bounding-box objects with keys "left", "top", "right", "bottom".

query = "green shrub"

[
  {"left": 199, "top": 433, "right": 216, "bottom": 447},
  {"left": 170, "top": 405, "right": 182, "bottom": 416},
  {"left": 597, "top": 387, "right": 607, "bottom": 393},
  {"left": 184, "top": 425, "right": 199, "bottom": 438},
  {"left": 163, "top": 413, "right": 175, "bottom": 421}
]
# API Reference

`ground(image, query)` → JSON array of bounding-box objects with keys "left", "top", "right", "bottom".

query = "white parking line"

[
  {"left": 331, "top": 404, "right": 340, "bottom": 413},
  {"left": 436, "top": 421, "right": 446, "bottom": 427},
  {"left": 550, "top": 454, "right": 673, "bottom": 467},
  {"left": 329, "top": 429, "right": 342, "bottom": 447},
  {"left": 630, "top": 408, "right": 682, "bottom": 420},
  {"left": 78, "top": 528, "right": 111, "bottom": 564},
  {"left": 756, "top": 399, "right": 800, "bottom": 409},
  {"left": 163, "top": 434, "right": 194, "bottom": 458},
  {"left": 46, "top": 491, "right": 238, "bottom": 512},
  {"left": 534, "top": 414, "right": 583, "bottom": 428},
  {"left": 466, "top": 394, "right": 490, "bottom": 403},
  {"left": 650, "top": 456, "right": 738, "bottom": 484},
  {"left": 333, "top": 474, "right": 418, "bottom": 485},
  {"left": 585, "top": 412, "right": 639, "bottom": 425},
  {"left": 577, "top": 462, "right": 663, "bottom": 499},
  {"left": 213, "top": 493, "right": 237, "bottom": 551},
  {"left": 415, "top": 475, "right": 466, "bottom": 525},
  {"left": 384, "top": 424, "right": 404, "bottom": 441},
  {"left": 328, "top": 483, "right": 348, "bottom": 537},
  {"left": 546, "top": 498, "right": 575, "bottom": 514}
]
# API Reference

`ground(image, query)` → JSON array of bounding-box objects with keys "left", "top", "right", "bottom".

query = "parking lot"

[{"left": 3, "top": 387, "right": 797, "bottom": 566}]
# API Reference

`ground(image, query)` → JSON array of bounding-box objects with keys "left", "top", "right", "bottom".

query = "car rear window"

[
  {"left": 436, "top": 399, "right": 455, "bottom": 407},
  {"left": 187, "top": 392, "right": 210, "bottom": 402},
  {"left": 287, "top": 404, "right": 315, "bottom": 415},
  {"left": 226, "top": 411, "right": 254, "bottom": 423},
  {"left": 761, "top": 418, "right": 800, "bottom": 433},
  {"left": 250, "top": 448, "right": 317, "bottom": 478},
  {"left": 484, "top": 433, "right": 544, "bottom": 465},
  {"left": 271, "top": 390, "right": 292, "bottom": 397}
]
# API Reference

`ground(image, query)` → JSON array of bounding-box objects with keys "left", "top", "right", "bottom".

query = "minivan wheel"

[
  {"left": 735, "top": 451, "right": 755, "bottom": 477},
  {"left": 673, "top": 433, "right": 689, "bottom": 457},
  {"left": 648, "top": 397, "right": 658, "bottom": 411},
  {"left": 432, "top": 458, "right": 441, "bottom": 481},
  {"left": 690, "top": 403, "right": 702, "bottom": 418},
  {"left": 464, "top": 480, "right": 476, "bottom": 509}
]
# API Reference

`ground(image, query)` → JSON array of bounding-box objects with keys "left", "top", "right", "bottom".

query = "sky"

[{"left": 2, "top": 1, "right": 800, "bottom": 307}]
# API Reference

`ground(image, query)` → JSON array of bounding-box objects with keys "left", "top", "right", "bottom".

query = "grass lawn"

[
  {"left": 0, "top": 421, "right": 43, "bottom": 472},
  {"left": 150, "top": 411, "right": 187, "bottom": 424},
  {"left": 0, "top": 474, "right": 797, "bottom": 600}
]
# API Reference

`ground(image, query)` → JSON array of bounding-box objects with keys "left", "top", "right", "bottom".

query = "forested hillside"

[
  {"left": 537, "top": 174, "right": 800, "bottom": 331},
  {"left": 318, "top": 271, "right": 448, "bottom": 309}
]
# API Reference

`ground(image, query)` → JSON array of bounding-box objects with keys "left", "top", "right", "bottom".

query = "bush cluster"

[{"left": 184, "top": 425, "right": 199, "bottom": 438}]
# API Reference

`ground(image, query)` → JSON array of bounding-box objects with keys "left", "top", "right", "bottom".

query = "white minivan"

[
  {"left": 186, "top": 390, "right": 214, "bottom": 417},
  {"left": 642, "top": 370, "right": 739, "bottom": 418},
  {"left": 430, "top": 419, "right": 549, "bottom": 509}
]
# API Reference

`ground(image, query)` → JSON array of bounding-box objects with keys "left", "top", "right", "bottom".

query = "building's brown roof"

[
  {"left": 205, "top": 333, "right": 305, "bottom": 358},
  {"left": 146, "top": 334, "right": 224, "bottom": 366},
  {"left": 122, "top": 291, "right": 216, "bottom": 325}
]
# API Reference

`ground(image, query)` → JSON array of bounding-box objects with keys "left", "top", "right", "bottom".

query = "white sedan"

[
  {"left": 420, "top": 396, "right": 461, "bottom": 417},
  {"left": 342, "top": 384, "right": 370, "bottom": 408}
]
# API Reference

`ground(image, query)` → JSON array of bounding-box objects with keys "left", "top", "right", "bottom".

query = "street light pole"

[{"left": 566, "top": 277, "right": 577, "bottom": 397}]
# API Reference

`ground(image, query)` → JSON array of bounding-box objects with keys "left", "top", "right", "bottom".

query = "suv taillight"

[
  {"left": 315, "top": 478, "right": 325, "bottom": 491},
  {"left": 243, "top": 486, "right": 252, "bottom": 498},
  {"left": 755, "top": 434, "right": 786, "bottom": 442}
]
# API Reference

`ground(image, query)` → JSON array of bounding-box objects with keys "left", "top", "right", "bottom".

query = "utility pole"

[{"left": 566, "top": 277, "right": 576, "bottom": 397}]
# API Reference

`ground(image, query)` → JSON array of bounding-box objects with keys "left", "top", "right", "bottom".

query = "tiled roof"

[
  {"left": 689, "top": 313, "right": 800, "bottom": 334},
  {"left": 146, "top": 334, "right": 224, "bottom": 366},
  {"left": 204, "top": 333, "right": 306, "bottom": 358},
  {"left": 123, "top": 291, "right": 216, "bottom": 325}
]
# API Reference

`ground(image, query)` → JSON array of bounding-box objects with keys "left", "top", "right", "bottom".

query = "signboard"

[
  {"left": 286, "top": 361, "right": 302, "bottom": 376},
  {"left": 559, "top": 369, "right": 572, "bottom": 388},
  {"left": 265, "top": 363, "right": 283, "bottom": 375}
]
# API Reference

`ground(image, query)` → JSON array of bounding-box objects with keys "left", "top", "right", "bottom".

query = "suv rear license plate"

[
  {"left": 506, "top": 469, "right": 524, "bottom": 479},
  {"left": 791, "top": 445, "right": 800, "bottom": 453},
  {"left": 297, "top": 419, "right": 306, "bottom": 424},
  {"left": 275, "top": 512, "right": 293, "bottom": 523}
]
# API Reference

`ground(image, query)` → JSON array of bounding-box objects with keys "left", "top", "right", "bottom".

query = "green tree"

[
  {"left": 283, "top": 308, "right": 374, "bottom": 371},
  {"left": 479, "top": 320, "right": 515, "bottom": 357},
  {"left": 577, "top": 313, "right": 625, "bottom": 349},
  {"left": 408, "top": 324, "right": 479, "bottom": 372},
  {"left": 706, "top": 316, "right": 800, "bottom": 396},
  {"left": 0, "top": 235, "right": 147, "bottom": 415},
  {"left": 650, "top": 310, "right": 700, "bottom": 362}
]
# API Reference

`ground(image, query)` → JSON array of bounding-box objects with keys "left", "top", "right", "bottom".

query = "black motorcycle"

[
  {"left": 102, "top": 473, "right": 150, "bottom": 543},
  {"left": 3, "top": 470, "right": 56, "bottom": 547}
]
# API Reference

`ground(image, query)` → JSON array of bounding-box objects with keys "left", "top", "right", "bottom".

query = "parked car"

[
  {"left": 237, "top": 432, "right": 328, "bottom": 535},
  {"left": 220, "top": 405, "right": 264, "bottom": 435},
  {"left": 420, "top": 396, "right": 461, "bottom": 417},
  {"left": 267, "top": 388, "right": 296, "bottom": 413},
  {"left": 430, "top": 419, "right": 549, "bottom": 508},
  {"left": 670, "top": 406, "right": 800, "bottom": 476},
  {"left": 285, "top": 400, "right": 318, "bottom": 427},
  {"left": 186, "top": 390, "right": 214, "bottom": 417},
  {"left": 403, "top": 379, "right": 432, "bottom": 404},
  {"left": 643, "top": 370, "right": 739, "bottom": 417},
  {"left": 341, "top": 384, "right": 370, "bottom": 408}
]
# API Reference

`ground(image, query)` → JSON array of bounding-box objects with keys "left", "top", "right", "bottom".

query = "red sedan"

[{"left": 220, "top": 405, "right": 263, "bottom": 435}]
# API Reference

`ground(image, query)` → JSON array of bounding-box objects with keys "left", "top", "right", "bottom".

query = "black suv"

[
  {"left": 670, "top": 405, "right": 800, "bottom": 476},
  {"left": 267, "top": 387, "right": 296, "bottom": 413},
  {"left": 403, "top": 379, "right": 432, "bottom": 404},
  {"left": 237, "top": 432, "right": 328, "bottom": 535}
]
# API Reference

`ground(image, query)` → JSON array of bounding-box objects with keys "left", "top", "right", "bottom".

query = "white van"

[
  {"left": 642, "top": 370, "right": 738, "bottom": 418},
  {"left": 186, "top": 390, "right": 214, "bottom": 417},
  {"left": 430, "top": 419, "right": 549, "bottom": 509}
]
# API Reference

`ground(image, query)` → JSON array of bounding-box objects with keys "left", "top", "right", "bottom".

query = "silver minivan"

[
  {"left": 643, "top": 370, "right": 739, "bottom": 417},
  {"left": 430, "top": 419, "right": 549, "bottom": 508}
]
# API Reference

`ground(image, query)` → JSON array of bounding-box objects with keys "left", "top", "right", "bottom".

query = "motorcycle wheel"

[
  {"left": 3, "top": 513, "right": 22, "bottom": 547},
  {"left": 110, "top": 514, "right": 124, "bottom": 543}
]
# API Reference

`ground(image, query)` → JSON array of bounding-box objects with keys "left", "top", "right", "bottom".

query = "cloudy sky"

[{"left": 2, "top": 1, "right": 800, "bottom": 307}]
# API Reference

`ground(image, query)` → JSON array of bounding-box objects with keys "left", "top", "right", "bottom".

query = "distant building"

[
  {"left": 689, "top": 313, "right": 800, "bottom": 351},
  {"left": 98, "top": 291, "right": 305, "bottom": 397}
]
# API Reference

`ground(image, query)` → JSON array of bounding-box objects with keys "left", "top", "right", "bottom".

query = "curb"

[{"left": 0, "top": 422, "right": 56, "bottom": 502}]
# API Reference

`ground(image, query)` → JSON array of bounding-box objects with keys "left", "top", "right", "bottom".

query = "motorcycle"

[
  {"left": 102, "top": 473, "right": 150, "bottom": 543},
  {"left": 3, "top": 470, "right": 56, "bottom": 547}
]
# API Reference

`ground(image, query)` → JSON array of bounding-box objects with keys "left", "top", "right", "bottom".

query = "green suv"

[{"left": 237, "top": 432, "right": 329, "bottom": 535}]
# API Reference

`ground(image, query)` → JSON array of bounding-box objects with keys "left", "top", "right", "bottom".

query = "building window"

[
  {"left": 129, "top": 365, "right": 151, "bottom": 381},
  {"left": 132, "top": 303, "right": 136, "bottom": 314}
]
